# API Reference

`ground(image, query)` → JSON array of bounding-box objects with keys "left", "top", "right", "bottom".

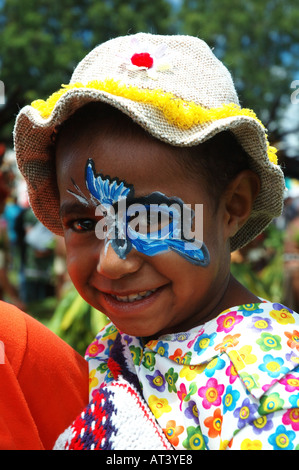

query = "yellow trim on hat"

[{"left": 31, "top": 78, "right": 278, "bottom": 164}]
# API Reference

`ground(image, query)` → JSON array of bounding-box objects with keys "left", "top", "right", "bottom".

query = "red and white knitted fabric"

[
  {"left": 53, "top": 348, "right": 173, "bottom": 451},
  {"left": 54, "top": 377, "right": 172, "bottom": 450}
]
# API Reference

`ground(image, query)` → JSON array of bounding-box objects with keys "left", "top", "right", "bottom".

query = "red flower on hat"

[
  {"left": 119, "top": 38, "right": 172, "bottom": 79},
  {"left": 131, "top": 52, "right": 154, "bottom": 69}
]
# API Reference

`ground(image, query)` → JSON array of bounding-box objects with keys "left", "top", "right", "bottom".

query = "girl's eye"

[{"left": 69, "top": 219, "right": 96, "bottom": 233}]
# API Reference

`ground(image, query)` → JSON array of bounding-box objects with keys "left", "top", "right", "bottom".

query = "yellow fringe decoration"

[{"left": 31, "top": 78, "right": 278, "bottom": 165}]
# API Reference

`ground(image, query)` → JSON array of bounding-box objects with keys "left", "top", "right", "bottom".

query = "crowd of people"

[{"left": 0, "top": 152, "right": 68, "bottom": 310}]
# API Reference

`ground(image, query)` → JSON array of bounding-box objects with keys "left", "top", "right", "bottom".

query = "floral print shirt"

[{"left": 86, "top": 301, "right": 299, "bottom": 450}]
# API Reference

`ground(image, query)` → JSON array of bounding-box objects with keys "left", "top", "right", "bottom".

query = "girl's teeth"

[{"left": 112, "top": 289, "right": 157, "bottom": 303}]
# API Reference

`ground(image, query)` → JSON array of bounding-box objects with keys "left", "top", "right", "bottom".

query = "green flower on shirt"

[
  {"left": 129, "top": 345, "right": 143, "bottom": 365},
  {"left": 258, "top": 392, "right": 284, "bottom": 415},
  {"left": 183, "top": 426, "right": 206, "bottom": 450},
  {"left": 102, "top": 324, "right": 118, "bottom": 339},
  {"left": 143, "top": 350, "right": 156, "bottom": 371},
  {"left": 239, "top": 372, "right": 260, "bottom": 392},
  {"left": 97, "top": 362, "right": 108, "bottom": 374},
  {"left": 165, "top": 367, "right": 179, "bottom": 393},
  {"left": 256, "top": 332, "right": 282, "bottom": 352}
]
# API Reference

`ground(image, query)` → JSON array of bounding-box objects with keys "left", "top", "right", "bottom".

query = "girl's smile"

[{"left": 99, "top": 284, "right": 169, "bottom": 319}]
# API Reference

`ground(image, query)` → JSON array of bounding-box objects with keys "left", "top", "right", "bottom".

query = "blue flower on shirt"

[
  {"left": 204, "top": 356, "right": 225, "bottom": 377},
  {"left": 250, "top": 414, "right": 274, "bottom": 435},
  {"left": 155, "top": 340, "right": 169, "bottom": 357},
  {"left": 194, "top": 332, "right": 217, "bottom": 356},
  {"left": 104, "top": 339, "right": 115, "bottom": 356},
  {"left": 238, "top": 303, "right": 263, "bottom": 316},
  {"left": 258, "top": 354, "right": 289, "bottom": 379},
  {"left": 289, "top": 393, "right": 299, "bottom": 408},
  {"left": 222, "top": 385, "right": 240, "bottom": 414},
  {"left": 268, "top": 424, "right": 296, "bottom": 450}
]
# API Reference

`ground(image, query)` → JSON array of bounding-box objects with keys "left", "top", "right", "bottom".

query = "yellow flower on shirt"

[
  {"left": 270, "top": 308, "right": 295, "bottom": 325},
  {"left": 241, "top": 439, "right": 262, "bottom": 450},
  {"left": 89, "top": 369, "right": 99, "bottom": 391},
  {"left": 148, "top": 395, "right": 172, "bottom": 419},
  {"left": 179, "top": 364, "right": 206, "bottom": 381},
  {"left": 228, "top": 345, "right": 257, "bottom": 372}
]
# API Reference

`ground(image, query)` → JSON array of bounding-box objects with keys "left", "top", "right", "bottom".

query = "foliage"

[
  {"left": 45, "top": 286, "right": 109, "bottom": 356},
  {"left": 231, "top": 223, "right": 285, "bottom": 302},
  {"left": 0, "top": 0, "right": 175, "bottom": 141},
  {"left": 1, "top": 0, "right": 299, "bottom": 144},
  {"left": 178, "top": 0, "right": 299, "bottom": 131}
]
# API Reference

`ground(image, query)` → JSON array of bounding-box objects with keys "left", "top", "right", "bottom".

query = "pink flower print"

[
  {"left": 216, "top": 310, "right": 243, "bottom": 333},
  {"left": 85, "top": 339, "right": 105, "bottom": 358},
  {"left": 198, "top": 378, "right": 224, "bottom": 410},
  {"left": 187, "top": 328, "right": 205, "bottom": 349},
  {"left": 178, "top": 383, "right": 188, "bottom": 411},
  {"left": 177, "top": 382, "right": 197, "bottom": 411},
  {"left": 282, "top": 408, "right": 299, "bottom": 431},
  {"left": 226, "top": 362, "right": 238, "bottom": 384},
  {"left": 280, "top": 373, "right": 299, "bottom": 392},
  {"left": 262, "top": 379, "right": 276, "bottom": 393}
]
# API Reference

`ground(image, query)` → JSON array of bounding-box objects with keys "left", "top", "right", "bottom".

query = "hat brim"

[{"left": 14, "top": 87, "right": 285, "bottom": 252}]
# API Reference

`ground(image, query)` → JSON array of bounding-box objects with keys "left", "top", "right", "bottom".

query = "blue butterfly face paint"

[{"left": 68, "top": 158, "right": 210, "bottom": 267}]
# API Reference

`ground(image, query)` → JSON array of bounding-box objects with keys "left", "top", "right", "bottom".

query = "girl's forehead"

[
  {"left": 55, "top": 113, "right": 213, "bottom": 211},
  {"left": 56, "top": 122, "right": 188, "bottom": 195}
]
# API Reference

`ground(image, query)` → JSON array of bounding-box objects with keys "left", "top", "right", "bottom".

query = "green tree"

[
  {"left": 0, "top": 0, "right": 175, "bottom": 143},
  {"left": 177, "top": 0, "right": 299, "bottom": 168}
]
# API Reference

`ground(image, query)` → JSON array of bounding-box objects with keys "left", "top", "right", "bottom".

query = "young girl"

[{"left": 14, "top": 33, "right": 299, "bottom": 450}]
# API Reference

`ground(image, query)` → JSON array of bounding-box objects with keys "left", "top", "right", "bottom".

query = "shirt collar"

[
  {"left": 142, "top": 302, "right": 268, "bottom": 364},
  {"left": 139, "top": 300, "right": 299, "bottom": 399}
]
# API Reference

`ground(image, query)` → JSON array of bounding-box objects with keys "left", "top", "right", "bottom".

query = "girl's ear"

[{"left": 223, "top": 170, "right": 261, "bottom": 238}]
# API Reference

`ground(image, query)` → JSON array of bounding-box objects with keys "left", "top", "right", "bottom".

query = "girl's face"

[{"left": 56, "top": 117, "right": 232, "bottom": 338}]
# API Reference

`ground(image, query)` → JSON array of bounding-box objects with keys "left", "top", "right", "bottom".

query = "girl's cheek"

[{"left": 66, "top": 252, "right": 84, "bottom": 284}]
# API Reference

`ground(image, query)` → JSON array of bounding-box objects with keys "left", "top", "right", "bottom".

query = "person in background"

[
  {"left": 0, "top": 175, "right": 24, "bottom": 309},
  {"left": 283, "top": 183, "right": 299, "bottom": 312},
  {"left": 3, "top": 195, "right": 22, "bottom": 269}
]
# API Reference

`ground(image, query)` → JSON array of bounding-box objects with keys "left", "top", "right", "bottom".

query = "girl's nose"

[{"left": 96, "top": 241, "right": 143, "bottom": 279}]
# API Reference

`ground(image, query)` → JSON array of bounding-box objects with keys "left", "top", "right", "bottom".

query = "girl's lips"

[{"left": 100, "top": 285, "right": 167, "bottom": 313}]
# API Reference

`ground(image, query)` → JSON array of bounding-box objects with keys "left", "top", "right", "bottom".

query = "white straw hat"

[{"left": 14, "top": 32, "right": 285, "bottom": 251}]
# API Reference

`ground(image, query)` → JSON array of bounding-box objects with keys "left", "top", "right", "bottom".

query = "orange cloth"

[{"left": 0, "top": 301, "right": 89, "bottom": 449}]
